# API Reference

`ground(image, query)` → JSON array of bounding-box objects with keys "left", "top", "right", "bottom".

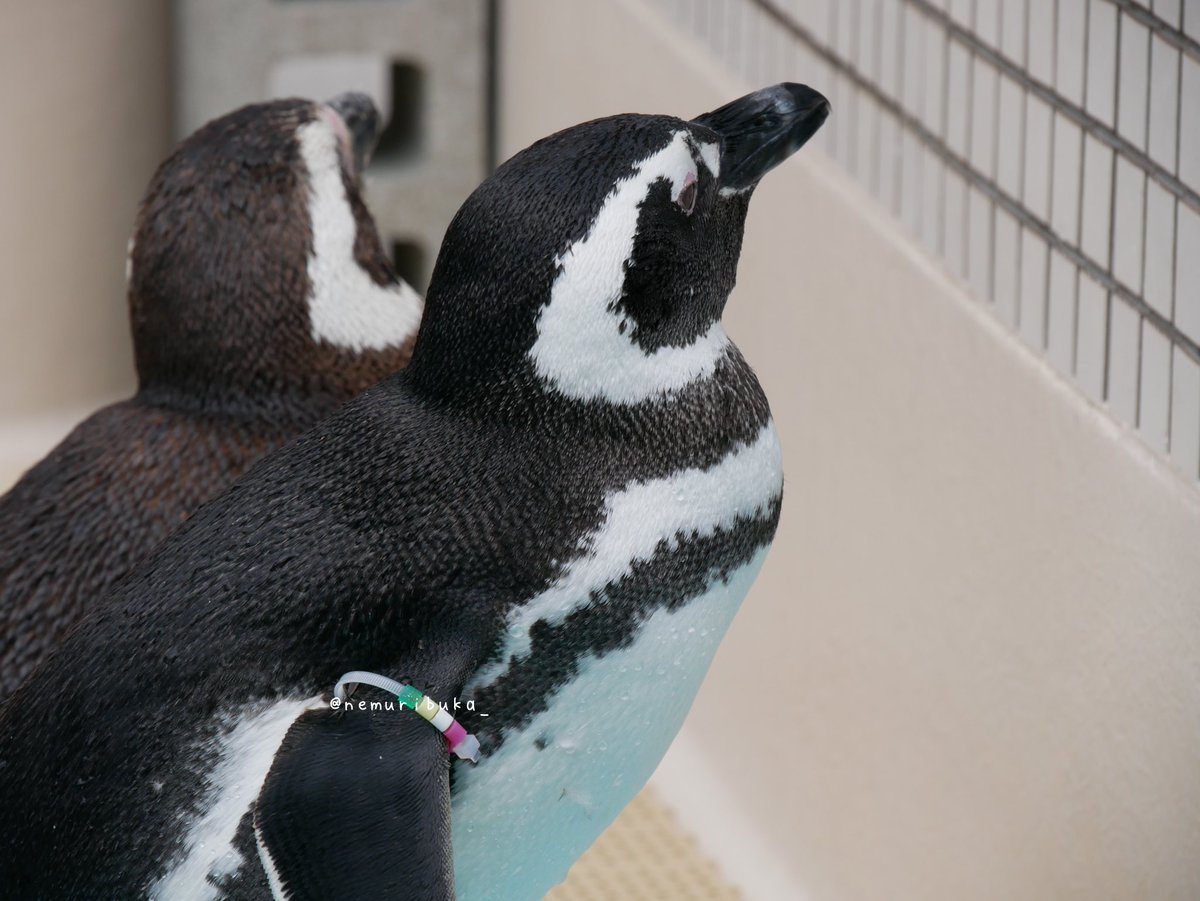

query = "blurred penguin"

[{"left": 0, "top": 93, "right": 422, "bottom": 699}]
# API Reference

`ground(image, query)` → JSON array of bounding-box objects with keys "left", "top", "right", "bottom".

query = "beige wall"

[
  {"left": 0, "top": 1, "right": 171, "bottom": 474},
  {"left": 499, "top": 2, "right": 1200, "bottom": 899},
  {"left": 2, "top": 3, "right": 1197, "bottom": 896}
]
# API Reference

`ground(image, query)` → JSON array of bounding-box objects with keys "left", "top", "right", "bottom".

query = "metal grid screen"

[{"left": 651, "top": 0, "right": 1200, "bottom": 484}]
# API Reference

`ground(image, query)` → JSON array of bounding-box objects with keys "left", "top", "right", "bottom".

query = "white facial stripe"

[
  {"left": 452, "top": 548, "right": 772, "bottom": 901},
  {"left": 468, "top": 421, "right": 782, "bottom": 692},
  {"left": 691, "top": 138, "right": 721, "bottom": 177},
  {"left": 125, "top": 236, "right": 135, "bottom": 283},
  {"left": 297, "top": 119, "right": 423, "bottom": 353},
  {"left": 528, "top": 129, "right": 730, "bottom": 405},
  {"left": 151, "top": 696, "right": 321, "bottom": 901}
]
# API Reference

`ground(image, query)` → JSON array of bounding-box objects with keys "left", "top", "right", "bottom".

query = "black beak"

[
  {"left": 326, "top": 92, "right": 382, "bottom": 174},
  {"left": 691, "top": 83, "right": 830, "bottom": 191}
]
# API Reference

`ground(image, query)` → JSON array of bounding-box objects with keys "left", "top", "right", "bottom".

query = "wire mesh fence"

[{"left": 653, "top": 0, "right": 1200, "bottom": 483}]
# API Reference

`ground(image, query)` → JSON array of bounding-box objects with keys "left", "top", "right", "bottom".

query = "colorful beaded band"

[{"left": 332, "top": 670, "right": 481, "bottom": 763}]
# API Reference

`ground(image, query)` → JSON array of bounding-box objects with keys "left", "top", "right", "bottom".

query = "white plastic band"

[
  {"left": 429, "top": 706, "right": 455, "bottom": 732},
  {"left": 333, "top": 670, "right": 407, "bottom": 702}
]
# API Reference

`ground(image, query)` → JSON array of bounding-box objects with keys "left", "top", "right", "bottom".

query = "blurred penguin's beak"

[
  {"left": 326, "top": 92, "right": 382, "bottom": 175},
  {"left": 691, "top": 83, "right": 830, "bottom": 192}
]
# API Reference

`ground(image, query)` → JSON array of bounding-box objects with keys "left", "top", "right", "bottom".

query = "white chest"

[
  {"left": 450, "top": 547, "right": 772, "bottom": 901},
  {"left": 450, "top": 422, "right": 782, "bottom": 901}
]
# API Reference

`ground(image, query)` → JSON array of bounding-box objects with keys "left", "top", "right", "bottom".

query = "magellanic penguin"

[
  {"left": 0, "top": 83, "right": 829, "bottom": 899},
  {"left": 0, "top": 93, "right": 422, "bottom": 700}
]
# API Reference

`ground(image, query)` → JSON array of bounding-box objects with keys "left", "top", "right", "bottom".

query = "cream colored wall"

[
  {"left": 499, "top": 2, "right": 1200, "bottom": 899},
  {"left": 2, "top": 3, "right": 1196, "bottom": 896},
  {"left": 0, "top": 1, "right": 171, "bottom": 484}
]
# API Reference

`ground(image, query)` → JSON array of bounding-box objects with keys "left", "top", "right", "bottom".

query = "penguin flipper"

[{"left": 256, "top": 704, "right": 455, "bottom": 900}]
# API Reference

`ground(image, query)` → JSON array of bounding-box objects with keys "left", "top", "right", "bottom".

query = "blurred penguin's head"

[
  {"left": 128, "top": 93, "right": 422, "bottom": 407},
  {"left": 410, "top": 83, "right": 829, "bottom": 408}
]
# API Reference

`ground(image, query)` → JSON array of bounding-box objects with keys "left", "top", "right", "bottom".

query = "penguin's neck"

[
  {"left": 403, "top": 340, "right": 772, "bottom": 484},
  {"left": 133, "top": 378, "right": 344, "bottom": 431},
  {"left": 570, "top": 347, "right": 774, "bottom": 478}
]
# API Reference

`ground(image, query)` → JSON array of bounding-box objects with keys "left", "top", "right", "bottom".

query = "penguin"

[
  {"left": 0, "top": 83, "right": 829, "bottom": 899},
  {"left": 0, "top": 93, "right": 422, "bottom": 700}
]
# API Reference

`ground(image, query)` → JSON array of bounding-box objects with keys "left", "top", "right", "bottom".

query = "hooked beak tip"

[{"left": 692, "top": 83, "right": 830, "bottom": 191}]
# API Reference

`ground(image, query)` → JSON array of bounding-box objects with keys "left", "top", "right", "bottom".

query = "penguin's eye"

[{"left": 676, "top": 175, "right": 698, "bottom": 216}]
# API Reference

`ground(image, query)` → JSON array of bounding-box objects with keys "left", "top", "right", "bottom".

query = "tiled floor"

[{"left": 549, "top": 787, "right": 742, "bottom": 900}]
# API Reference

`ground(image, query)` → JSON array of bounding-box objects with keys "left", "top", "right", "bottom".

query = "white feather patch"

[
  {"left": 528, "top": 129, "right": 730, "bottom": 404},
  {"left": 692, "top": 138, "right": 721, "bottom": 177},
  {"left": 150, "top": 696, "right": 321, "bottom": 901},
  {"left": 452, "top": 547, "right": 773, "bottom": 901},
  {"left": 469, "top": 420, "right": 782, "bottom": 692},
  {"left": 255, "top": 820, "right": 290, "bottom": 901},
  {"left": 297, "top": 119, "right": 423, "bottom": 353}
]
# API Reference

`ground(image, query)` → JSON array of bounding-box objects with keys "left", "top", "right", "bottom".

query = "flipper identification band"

[{"left": 332, "top": 670, "right": 482, "bottom": 763}]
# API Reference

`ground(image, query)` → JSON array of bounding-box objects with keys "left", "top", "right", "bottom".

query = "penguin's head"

[
  {"left": 409, "top": 83, "right": 828, "bottom": 408},
  {"left": 128, "top": 93, "right": 422, "bottom": 409}
]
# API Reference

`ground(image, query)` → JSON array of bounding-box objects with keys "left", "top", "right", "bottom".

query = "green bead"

[{"left": 397, "top": 685, "right": 424, "bottom": 710}]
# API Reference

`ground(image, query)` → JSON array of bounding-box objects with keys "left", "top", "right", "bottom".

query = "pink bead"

[{"left": 443, "top": 720, "right": 468, "bottom": 750}]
